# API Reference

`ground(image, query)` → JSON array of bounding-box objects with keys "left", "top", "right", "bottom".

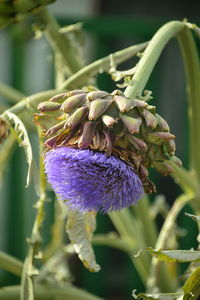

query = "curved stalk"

[
  {"left": 124, "top": 21, "right": 186, "bottom": 98},
  {"left": 177, "top": 28, "right": 200, "bottom": 185},
  {"left": 147, "top": 193, "right": 193, "bottom": 292}
]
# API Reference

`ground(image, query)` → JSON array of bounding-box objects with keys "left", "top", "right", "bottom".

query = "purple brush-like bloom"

[{"left": 44, "top": 147, "right": 144, "bottom": 213}]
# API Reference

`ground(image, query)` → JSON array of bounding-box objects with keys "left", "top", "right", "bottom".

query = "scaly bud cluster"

[
  {"left": 35, "top": 87, "right": 181, "bottom": 194},
  {"left": 0, "top": 0, "right": 55, "bottom": 29}
]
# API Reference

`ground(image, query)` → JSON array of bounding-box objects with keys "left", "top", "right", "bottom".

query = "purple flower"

[{"left": 44, "top": 147, "right": 144, "bottom": 213}]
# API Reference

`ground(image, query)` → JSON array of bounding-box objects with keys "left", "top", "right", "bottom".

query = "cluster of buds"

[
  {"left": 35, "top": 87, "right": 181, "bottom": 195},
  {"left": 0, "top": 0, "right": 55, "bottom": 29}
]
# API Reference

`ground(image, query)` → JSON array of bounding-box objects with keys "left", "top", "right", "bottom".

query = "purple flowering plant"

[{"left": 0, "top": 2, "right": 200, "bottom": 299}]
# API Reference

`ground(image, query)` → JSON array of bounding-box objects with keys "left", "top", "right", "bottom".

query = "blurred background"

[{"left": 0, "top": 0, "right": 200, "bottom": 299}]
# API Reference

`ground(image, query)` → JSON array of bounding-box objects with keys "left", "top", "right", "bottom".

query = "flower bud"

[
  {"left": 127, "top": 134, "right": 147, "bottom": 152},
  {"left": 140, "top": 109, "right": 157, "bottom": 128},
  {"left": 114, "top": 95, "right": 136, "bottom": 112},
  {"left": 50, "top": 92, "right": 68, "bottom": 102},
  {"left": 153, "top": 161, "right": 174, "bottom": 176},
  {"left": 38, "top": 101, "right": 61, "bottom": 112},
  {"left": 60, "top": 93, "right": 86, "bottom": 113},
  {"left": 88, "top": 99, "right": 113, "bottom": 120},
  {"left": 78, "top": 121, "right": 97, "bottom": 149},
  {"left": 65, "top": 106, "right": 88, "bottom": 130},
  {"left": 156, "top": 113, "right": 170, "bottom": 132},
  {"left": 165, "top": 139, "right": 176, "bottom": 155},
  {"left": 46, "top": 120, "right": 67, "bottom": 136},
  {"left": 169, "top": 155, "right": 182, "bottom": 167},
  {"left": 102, "top": 115, "right": 117, "bottom": 127},
  {"left": 120, "top": 113, "right": 142, "bottom": 134},
  {"left": 87, "top": 90, "right": 109, "bottom": 101},
  {"left": 146, "top": 132, "right": 175, "bottom": 145}
]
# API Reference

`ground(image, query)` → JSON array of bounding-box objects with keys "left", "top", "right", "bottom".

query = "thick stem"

[
  {"left": 59, "top": 41, "right": 148, "bottom": 90},
  {"left": 0, "top": 82, "right": 25, "bottom": 104},
  {"left": 20, "top": 128, "right": 47, "bottom": 300},
  {"left": 36, "top": 8, "right": 84, "bottom": 75},
  {"left": 124, "top": 21, "right": 186, "bottom": 98},
  {"left": 177, "top": 28, "right": 200, "bottom": 184},
  {"left": 147, "top": 193, "right": 193, "bottom": 292},
  {"left": 0, "top": 251, "right": 23, "bottom": 277},
  {"left": 0, "top": 284, "right": 104, "bottom": 300},
  {"left": 109, "top": 209, "right": 151, "bottom": 285},
  {"left": 132, "top": 196, "right": 158, "bottom": 247}
]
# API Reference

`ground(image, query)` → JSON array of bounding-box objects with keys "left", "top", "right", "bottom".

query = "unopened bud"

[
  {"left": 78, "top": 121, "right": 97, "bottom": 149},
  {"left": 127, "top": 134, "right": 147, "bottom": 152},
  {"left": 89, "top": 99, "right": 113, "bottom": 120},
  {"left": 102, "top": 115, "right": 117, "bottom": 127},
  {"left": 120, "top": 113, "right": 142, "bottom": 134},
  {"left": 132, "top": 99, "right": 147, "bottom": 108},
  {"left": 170, "top": 155, "right": 182, "bottom": 167},
  {"left": 140, "top": 109, "right": 157, "bottom": 129},
  {"left": 114, "top": 95, "right": 137, "bottom": 112},
  {"left": 46, "top": 120, "right": 67, "bottom": 136},
  {"left": 50, "top": 92, "right": 68, "bottom": 102},
  {"left": 65, "top": 106, "right": 88, "bottom": 130},
  {"left": 156, "top": 114, "right": 170, "bottom": 132},
  {"left": 38, "top": 101, "right": 61, "bottom": 112},
  {"left": 87, "top": 90, "right": 109, "bottom": 101},
  {"left": 146, "top": 132, "right": 175, "bottom": 145},
  {"left": 165, "top": 139, "right": 176, "bottom": 155},
  {"left": 153, "top": 161, "right": 174, "bottom": 176},
  {"left": 60, "top": 93, "right": 86, "bottom": 113}
]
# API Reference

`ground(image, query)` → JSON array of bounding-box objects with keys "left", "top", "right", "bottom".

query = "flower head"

[{"left": 44, "top": 147, "right": 144, "bottom": 213}]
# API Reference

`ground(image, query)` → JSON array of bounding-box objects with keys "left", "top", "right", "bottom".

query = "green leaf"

[
  {"left": 3, "top": 111, "right": 33, "bottom": 187},
  {"left": 183, "top": 267, "right": 200, "bottom": 300},
  {"left": 147, "top": 247, "right": 200, "bottom": 263},
  {"left": 66, "top": 210, "right": 100, "bottom": 272},
  {"left": 132, "top": 290, "right": 183, "bottom": 300}
]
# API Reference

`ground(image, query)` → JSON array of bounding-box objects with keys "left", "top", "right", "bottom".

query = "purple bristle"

[{"left": 44, "top": 147, "right": 144, "bottom": 213}]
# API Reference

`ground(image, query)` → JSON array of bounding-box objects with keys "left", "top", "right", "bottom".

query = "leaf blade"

[{"left": 66, "top": 210, "right": 100, "bottom": 272}]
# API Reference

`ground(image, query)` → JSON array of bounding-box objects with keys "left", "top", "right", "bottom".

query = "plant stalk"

[
  {"left": 0, "top": 284, "right": 104, "bottom": 300},
  {"left": 124, "top": 21, "right": 186, "bottom": 98},
  {"left": 0, "top": 251, "right": 23, "bottom": 277},
  {"left": 36, "top": 8, "right": 84, "bottom": 75},
  {"left": 177, "top": 28, "right": 200, "bottom": 185},
  {"left": 147, "top": 193, "right": 193, "bottom": 292}
]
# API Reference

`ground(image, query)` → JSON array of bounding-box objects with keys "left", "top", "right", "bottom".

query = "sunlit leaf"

[
  {"left": 3, "top": 111, "right": 33, "bottom": 187},
  {"left": 66, "top": 210, "right": 100, "bottom": 272},
  {"left": 132, "top": 290, "right": 183, "bottom": 300},
  {"left": 183, "top": 267, "right": 200, "bottom": 300},
  {"left": 147, "top": 247, "right": 200, "bottom": 263}
]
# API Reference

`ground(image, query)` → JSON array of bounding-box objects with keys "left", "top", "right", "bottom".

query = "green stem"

[
  {"left": 0, "top": 251, "right": 23, "bottom": 277},
  {"left": 0, "top": 284, "right": 104, "bottom": 300},
  {"left": 2, "top": 42, "right": 148, "bottom": 117},
  {"left": 147, "top": 193, "right": 193, "bottom": 292},
  {"left": 124, "top": 21, "right": 186, "bottom": 98},
  {"left": 7, "top": 89, "right": 56, "bottom": 115},
  {"left": 59, "top": 41, "right": 148, "bottom": 90},
  {"left": 93, "top": 233, "right": 134, "bottom": 253},
  {"left": 177, "top": 28, "right": 200, "bottom": 184},
  {"left": 0, "top": 82, "right": 25, "bottom": 104},
  {"left": 20, "top": 127, "right": 47, "bottom": 300},
  {"left": 132, "top": 196, "right": 158, "bottom": 247},
  {"left": 36, "top": 8, "right": 84, "bottom": 75},
  {"left": 109, "top": 209, "right": 151, "bottom": 285},
  {"left": 167, "top": 161, "right": 198, "bottom": 194}
]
